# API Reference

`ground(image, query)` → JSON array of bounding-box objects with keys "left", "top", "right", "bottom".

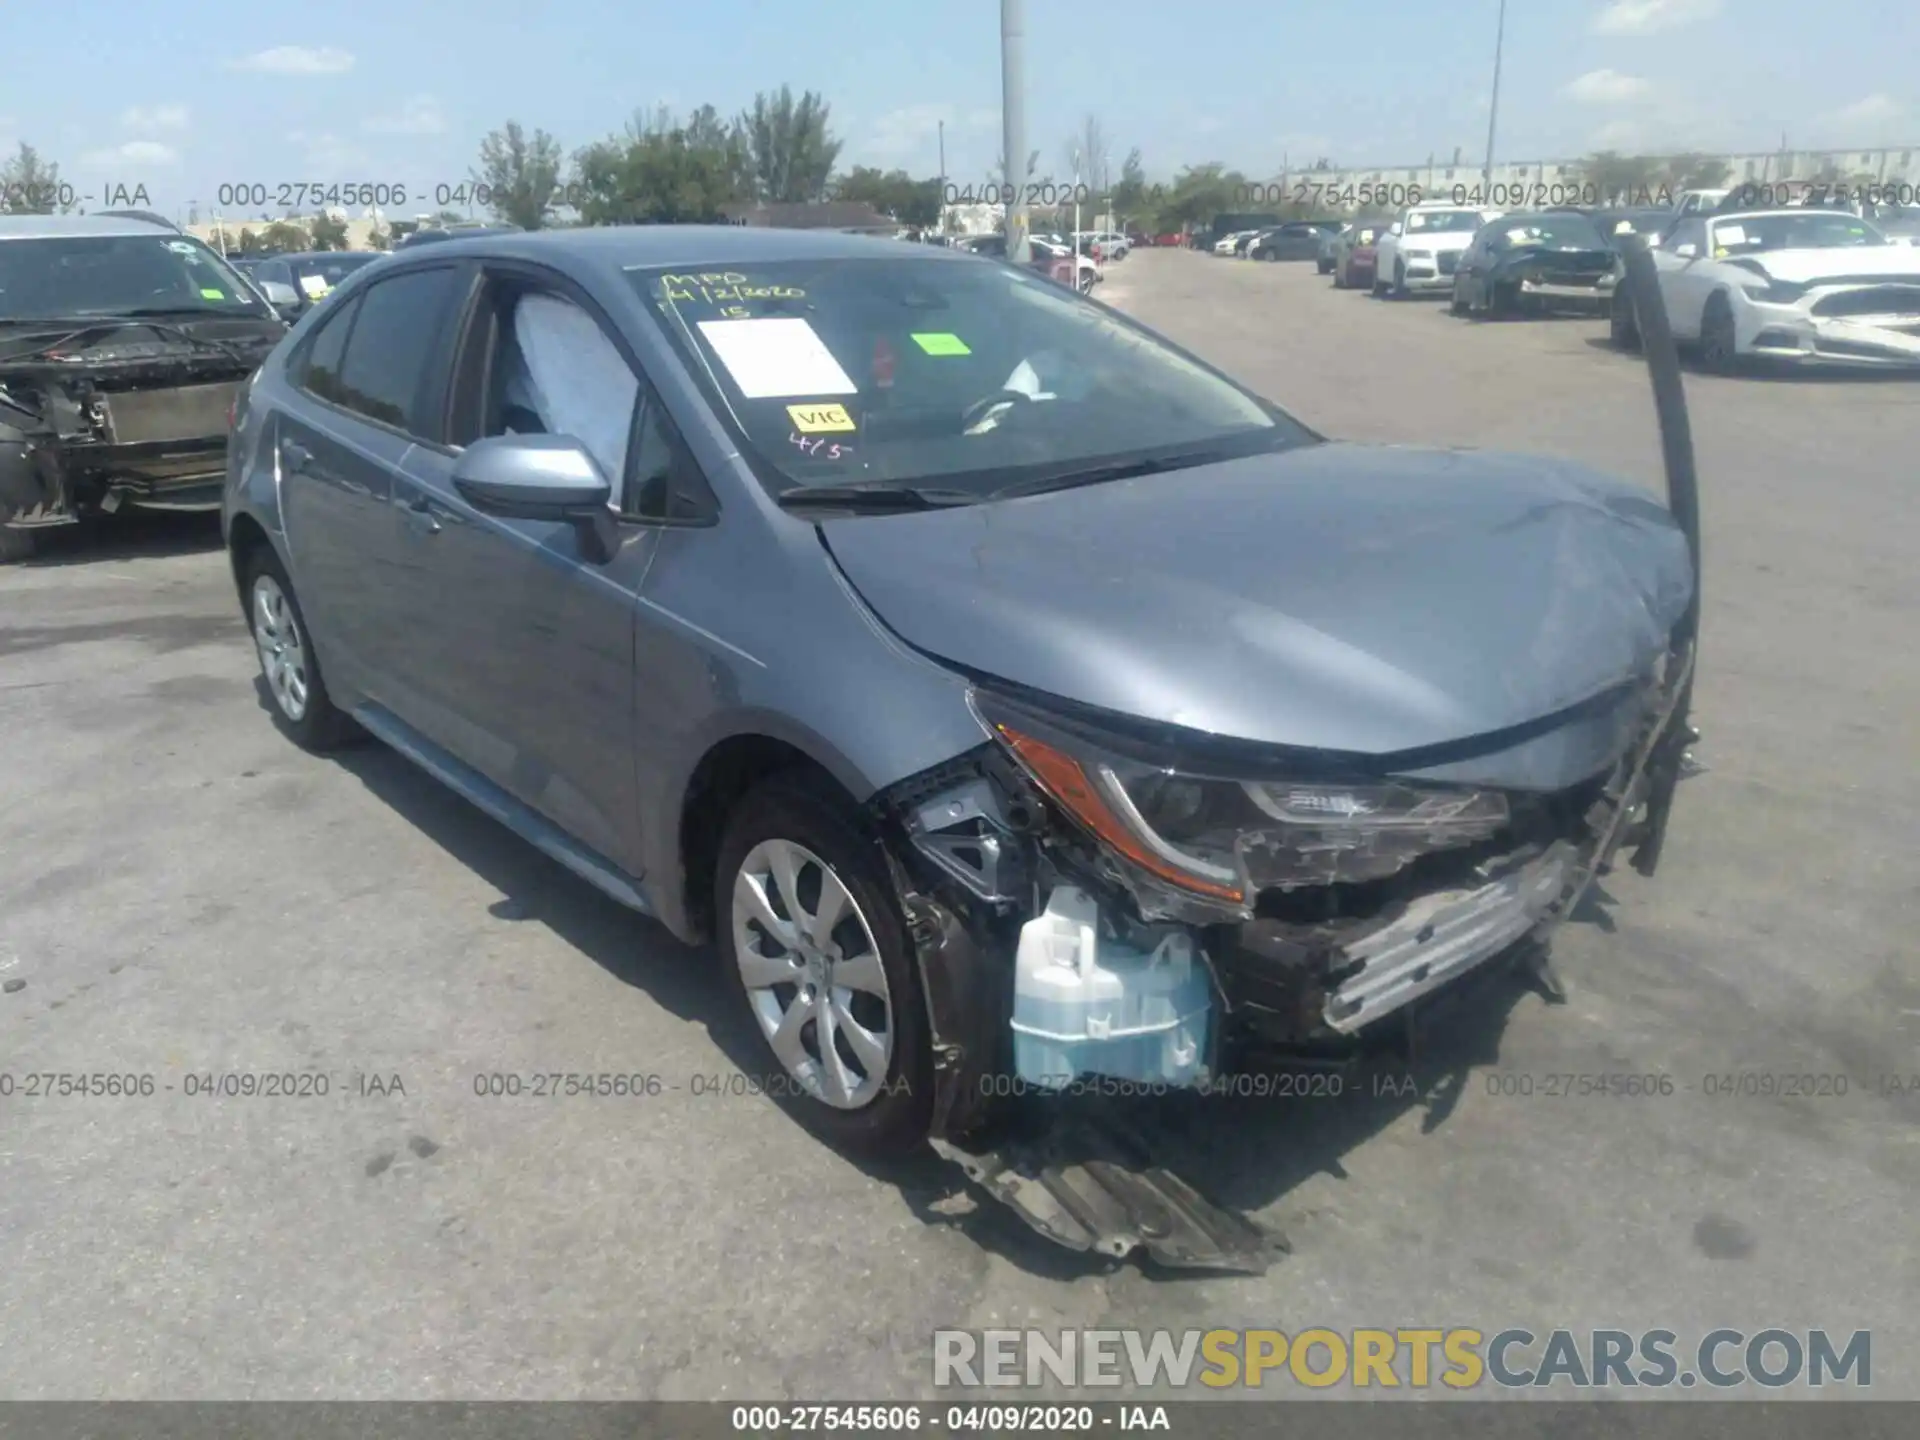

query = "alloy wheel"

[
  {"left": 731, "top": 837, "right": 895, "bottom": 1110},
  {"left": 252, "top": 574, "right": 310, "bottom": 722}
]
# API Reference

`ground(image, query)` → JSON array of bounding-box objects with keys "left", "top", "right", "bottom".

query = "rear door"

[
  {"left": 274, "top": 292, "right": 413, "bottom": 705},
  {"left": 285, "top": 261, "right": 472, "bottom": 718}
]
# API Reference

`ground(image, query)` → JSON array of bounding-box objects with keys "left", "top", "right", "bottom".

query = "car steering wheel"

[{"left": 960, "top": 388, "right": 1036, "bottom": 435}]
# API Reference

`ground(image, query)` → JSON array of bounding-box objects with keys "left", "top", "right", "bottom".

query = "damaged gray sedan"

[{"left": 223, "top": 227, "right": 1699, "bottom": 1267}]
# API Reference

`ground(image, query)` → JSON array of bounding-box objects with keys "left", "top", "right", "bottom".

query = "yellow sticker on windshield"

[
  {"left": 199, "top": 288, "right": 226, "bottom": 299},
  {"left": 1712, "top": 248, "right": 1729, "bottom": 258},
  {"left": 787, "top": 402, "right": 856, "bottom": 433},
  {"left": 911, "top": 332, "right": 971, "bottom": 356}
]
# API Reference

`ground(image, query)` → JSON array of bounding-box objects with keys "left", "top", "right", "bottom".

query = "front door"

[{"left": 385, "top": 272, "right": 658, "bottom": 871}]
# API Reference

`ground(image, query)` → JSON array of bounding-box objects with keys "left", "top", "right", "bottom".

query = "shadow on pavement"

[
  {"left": 16, "top": 510, "right": 225, "bottom": 568},
  {"left": 326, "top": 734, "right": 1581, "bottom": 1281}
]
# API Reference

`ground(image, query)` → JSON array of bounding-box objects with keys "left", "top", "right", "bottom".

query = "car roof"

[
  {"left": 0, "top": 213, "right": 184, "bottom": 240},
  {"left": 414, "top": 224, "right": 974, "bottom": 269}
]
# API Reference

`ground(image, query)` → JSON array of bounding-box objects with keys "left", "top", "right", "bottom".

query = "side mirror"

[
  {"left": 452, "top": 434, "right": 619, "bottom": 563},
  {"left": 258, "top": 279, "right": 303, "bottom": 320},
  {"left": 1389, "top": 223, "right": 1404, "bottom": 237}
]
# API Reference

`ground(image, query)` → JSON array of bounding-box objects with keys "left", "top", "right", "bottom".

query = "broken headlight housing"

[{"left": 973, "top": 691, "right": 1510, "bottom": 906}]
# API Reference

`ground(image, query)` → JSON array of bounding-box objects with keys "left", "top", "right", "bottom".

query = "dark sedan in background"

[
  {"left": 1247, "top": 219, "right": 1345, "bottom": 262},
  {"left": 1450, "top": 210, "right": 1619, "bottom": 317}
]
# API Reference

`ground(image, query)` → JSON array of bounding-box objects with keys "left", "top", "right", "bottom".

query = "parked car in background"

[
  {"left": 1450, "top": 210, "right": 1619, "bottom": 317},
  {"left": 0, "top": 214, "right": 289, "bottom": 561},
  {"left": 1595, "top": 206, "right": 1678, "bottom": 249},
  {"left": 1247, "top": 220, "right": 1344, "bottom": 262},
  {"left": 222, "top": 227, "right": 1697, "bottom": 1267},
  {"left": 1329, "top": 219, "right": 1390, "bottom": 289},
  {"left": 1200, "top": 213, "right": 1282, "bottom": 251},
  {"left": 231, "top": 251, "right": 385, "bottom": 321},
  {"left": 394, "top": 222, "right": 524, "bottom": 250},
  {"left": 1675, "top": 188, "right": 1730, "bottom": 217},
  {"left": 1031, "top": 236, "right": 1100, "bottom": 292},
  {"left": 1609, "top": 207, "right": 1920, "bottom": 370},
  {"left": 1155, "top": 233, "right": 1183, "bottom": 247},
  {"left": 1372, "top": 204, "right": 1498, "bottom": 297}
]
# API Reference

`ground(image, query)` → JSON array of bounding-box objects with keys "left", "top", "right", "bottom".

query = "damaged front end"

[
  {"left": 869, "top": 640, "right": 1697, "bottom": 1271},
  {"left": 0, "top": 330, "right": 277, "bottom": 531}
]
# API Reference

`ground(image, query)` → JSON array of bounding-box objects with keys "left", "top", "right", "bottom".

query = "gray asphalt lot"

[{"left": 2, "top": 248, "right": 1916, "bottom": 1400}]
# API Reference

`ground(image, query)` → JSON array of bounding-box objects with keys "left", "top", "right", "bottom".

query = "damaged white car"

[{"left": 1609, "top": 207, "right": 1920, "bottom": 370}]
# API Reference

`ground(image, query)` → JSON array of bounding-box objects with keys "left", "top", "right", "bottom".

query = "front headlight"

[
  {"left": 974, "top": 693, "right": 1511, "bottom": 904},
  {"left": 1738, "top": 278, "right": 1808, "bottom": 304}
]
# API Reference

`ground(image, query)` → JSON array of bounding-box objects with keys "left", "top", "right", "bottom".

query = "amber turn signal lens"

[{"left": 995, "top": 724, "right": 1244, "bottom": 903}]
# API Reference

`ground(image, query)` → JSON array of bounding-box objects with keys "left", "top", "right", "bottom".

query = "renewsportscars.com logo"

[{"left": 932, "top": 1328, "right": 1872, "bottom": 1391}]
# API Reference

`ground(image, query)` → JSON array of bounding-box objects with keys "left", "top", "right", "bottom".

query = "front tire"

[
  {"left": 244, "top": 547, "right": 357, "bottom": 751},
  {"left": 715, "top": 772, "right": 934, "bottom": 1158},
  {"left": 1449, "top": 282, "right": 1468, "bottom": 316},
  {"left": 1391, "top": 260, "right": 1409, "bottom": 298},
  {"left": 1700, "top": 294, "right": 1740, "bottom": 373}
]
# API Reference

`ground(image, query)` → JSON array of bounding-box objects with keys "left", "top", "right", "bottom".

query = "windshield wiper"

[
  {"left": 0, "top": 316, "right": 253, "bottom": 364},
  {"left": 991, "top": 449, "right": 1231, "bottom": 501},
  {"left": 776, "top": 482, "right": 978, "bottom": 513}
]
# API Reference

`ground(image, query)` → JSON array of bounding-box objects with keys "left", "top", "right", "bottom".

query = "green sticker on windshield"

[
  {"left": 199, "top": 288, "right": 226, "bottom": 300},
  {"left": 911, "top": 332, "right": 970, "bottom": 356}
]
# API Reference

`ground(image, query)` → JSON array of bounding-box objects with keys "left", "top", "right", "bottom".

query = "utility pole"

[
  {"left": 1482, "top": 0, "right": 1507, "bottom": 199},
  {"left": 1001, "top": 0, "right": 1029, "bottom": 262},
  {"left": 937, "top": 119, "right": 946, "bottom": 240}
]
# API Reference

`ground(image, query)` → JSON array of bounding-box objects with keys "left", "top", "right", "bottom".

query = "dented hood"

[
  {"left": 818, "top": 442, "right": 1694, "bottom": 757},
  {"left": 1731, "top": 246, "right": 1920, "bottom": 284}
]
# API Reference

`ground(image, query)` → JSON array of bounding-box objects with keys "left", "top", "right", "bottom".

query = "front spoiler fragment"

[{"left": 931, "top": 1114, "right": 1289, "bottom": 1274}]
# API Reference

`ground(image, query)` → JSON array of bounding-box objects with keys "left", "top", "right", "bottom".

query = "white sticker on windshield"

[
  {"left": 298, "top": 275, "right": 330, "bottom": 298},
  {"left": 1506, "top": 227, "right": 1536, "bottom": 243},
  {"left": 1715, "top": 225, "right": 1746, "bottom": 246},
  {"left": 696, "top": 317, "right": 857, "bottom": 399},
  {"left": 166, "top": 240, "right": 199, "bottom": 254}
]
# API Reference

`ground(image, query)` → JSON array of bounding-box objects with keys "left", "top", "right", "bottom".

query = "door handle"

[{"left": 281, "top": 442, "right": 312, "bottom": 473}]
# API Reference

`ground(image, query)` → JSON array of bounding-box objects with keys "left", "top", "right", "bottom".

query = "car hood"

[
  {"left": 1735, "top": 246, "right": 1920, "bottom": 283},
  {"left": 817, "top": 442, "right": 1694, "bottom": 758}
]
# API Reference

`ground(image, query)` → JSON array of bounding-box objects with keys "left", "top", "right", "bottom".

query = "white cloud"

[
  {"left": 1591, "top": 0, "right": 1721, "bottom": 35},
  {"left": 363, "top": 95, "right": 447, "bottom": 136},
  {"left": 1590, "top": 118, "right": 1653, "bottom": 149},
  {"left": 287, "top": 130, "right": 367, "bottom": 173},
  {"left": 861, "top": 104, "right": 990, "bottom": 162},
  {"left": 121, "top": 104, "right": 190, "bottom": 133},
  {"left": 232, "top": 46, "right": 355, "bottom": 75},
  {"left": 1565, "top": 69, "right": 1651, "bottom": 104},
  {"left": 1830, "top": 93, "right": 1903, "bottom": 128},
  {"left": 81, "top": 140, "right": 179, "bottom": 167}
]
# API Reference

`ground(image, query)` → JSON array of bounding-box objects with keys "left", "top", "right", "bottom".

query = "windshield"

[
  {"left": 0, "top": 234, "right": 274, "bottom": 322},
  {"left": 1405, "top": 209, "right": 1482, "bottom": 234},
  {"left": 1709, "top": 213, "right": 1888, "bottom": 254},
  {"left": 1497, "top": 214, "right": 1608, "bottom": 249},
  {"left": 632, "top": 256, "right": 1311, "bottom": 499}
]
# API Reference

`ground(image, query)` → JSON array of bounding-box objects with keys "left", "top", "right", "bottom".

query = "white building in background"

[{"left": 1263, "top": 145, "right": 1920, "bottom": 203}]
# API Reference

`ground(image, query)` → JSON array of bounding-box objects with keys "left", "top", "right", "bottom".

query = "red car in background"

[{"left": 1154, "top": 233, "right": 1183, "bottom": 247}]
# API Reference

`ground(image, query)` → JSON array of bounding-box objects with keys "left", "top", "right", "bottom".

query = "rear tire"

[
  {"left": 0, "top": 526, "right": 38, "bottom": 565},
  {"left": 714, "top": 772, "right": 934, "bottom": 1158},
  {"left": 243, "top": 546, "right": 358, "bottom": 752}
]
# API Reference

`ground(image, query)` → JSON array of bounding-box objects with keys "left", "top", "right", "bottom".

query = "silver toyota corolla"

[{"left": 223, "top": 225, "right": 1697, "bottom": 1263}]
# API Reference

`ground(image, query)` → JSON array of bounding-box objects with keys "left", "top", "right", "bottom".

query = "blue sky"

[{"left": 3, "top": 0, "right": 1912, "bottom": 221}]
